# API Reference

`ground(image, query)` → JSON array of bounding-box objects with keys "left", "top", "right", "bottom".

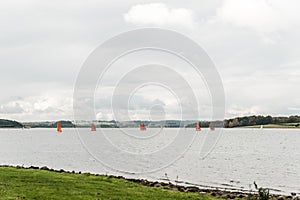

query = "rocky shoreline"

[{"left": 1, "top": 165, "right": 299, "bottom": 200}]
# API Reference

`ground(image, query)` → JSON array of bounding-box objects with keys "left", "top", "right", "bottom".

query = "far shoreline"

[{"left": 2, "top": 115, "right": 300, "bottom": 129}]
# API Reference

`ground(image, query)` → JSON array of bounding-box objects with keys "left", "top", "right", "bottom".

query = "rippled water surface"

[{"left": 0, "top": 128, "right": 299, "bottom": 195}]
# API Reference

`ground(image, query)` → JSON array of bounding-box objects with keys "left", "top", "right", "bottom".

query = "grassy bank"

[
  {"left": 0, "top": 166, "right": 218, "bottom": 200},
  {"left": 241, "top": 124, "right": 299, "bottom": 128}
]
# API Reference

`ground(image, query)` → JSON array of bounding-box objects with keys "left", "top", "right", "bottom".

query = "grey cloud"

[
  {"left": 1, "top": 0, "right": 300, "bottom": 120},
  {"left": 0, "top": 102, "right": 24, "bottom": 114}
]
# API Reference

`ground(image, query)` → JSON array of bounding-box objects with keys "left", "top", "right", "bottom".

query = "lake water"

[{"left": 0, "top": 128, "right": 299, "bottom": 196}]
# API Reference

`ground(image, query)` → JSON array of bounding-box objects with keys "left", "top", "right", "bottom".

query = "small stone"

[
  {"left": 278, "top": 195, "right": 286, "bottom": 200},
  {"left": 160, "top": 182, "right": 168, "bottom": 186},
  {"left": 177, "top": 186, "right": 186, "bottom": 192},
  {"left": 154, "top": 183, "right": 162, "bottom": 187},
  {"left": 40, "top": 166, "right": 49, "bottom": 170},
  {"left": 186, "top": 186, "right": 199, "bottom": 193},
  {"left": 210, "top": 192, "right": 216, "bottom": 196}
]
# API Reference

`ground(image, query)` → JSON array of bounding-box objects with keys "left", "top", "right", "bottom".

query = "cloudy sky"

[{"left": 1, "top": 0, "right": 300, "bottom": 121}]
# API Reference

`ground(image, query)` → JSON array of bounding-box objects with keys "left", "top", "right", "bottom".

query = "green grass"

[{"left": 0, "top": 166, "right": 219, "bottom": 200}]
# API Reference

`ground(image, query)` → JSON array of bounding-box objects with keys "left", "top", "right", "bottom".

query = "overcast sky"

[{"left": 1, "top": 0, "right": 300, "bottom": 121}]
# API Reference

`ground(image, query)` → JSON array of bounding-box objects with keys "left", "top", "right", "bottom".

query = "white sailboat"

[{"left": 260, "top": 125, "right": 263, "bottom": 129}]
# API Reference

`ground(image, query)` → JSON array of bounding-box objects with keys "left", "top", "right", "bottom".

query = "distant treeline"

[
  {"left": 0, "top": 119, "right": 23, "bottom": 128},
  {"left": 2, "top": 115, "right": 300, "bottom": 129},
  {"left": 224, "top": 115, "right": 300, "bottom": 128},
  {"left": 185, "top": 121, "right": 224, "bottom": 128},
  {"left": 0, "top": 120, "right": 76, "bottom": 128},
  {"left": 24, "top": 121, "right": 75, "bottom": 128}
]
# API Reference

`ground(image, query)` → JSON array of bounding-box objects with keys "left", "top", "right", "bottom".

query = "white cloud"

[
  {"left": 0, "top": 90, "right": 73, "bottom": 121},
  {"left": 0, "top": 102, "right": 24, "bottom": 114},
  {"left": 227, "top": 105, "right": 263, "bottom": 118},
  {"left": 124, "top": 3, "right": 196, "bottom": 29},
  {"left": 288, "top": 107, "right": 300, "bottom": 111},
  {"left": 216, "top": 0, "right": 300, "bottom": 34}
]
